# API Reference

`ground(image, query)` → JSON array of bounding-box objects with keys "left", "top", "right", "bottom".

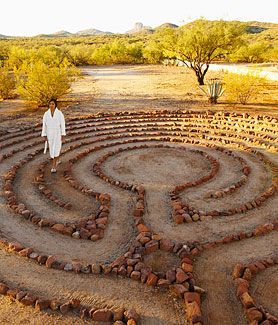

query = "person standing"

[{"left": 41, "top": 98, "right": 66, "bottom": 173}]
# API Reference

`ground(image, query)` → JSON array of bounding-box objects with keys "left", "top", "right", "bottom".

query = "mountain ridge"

[{"left": 1, "top": 20, "right": 277, "bottom": 38}]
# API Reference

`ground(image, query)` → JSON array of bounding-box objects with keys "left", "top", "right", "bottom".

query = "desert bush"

[
  {"left": 66, "top": 44, "right": 95, "bottom": 66},
  {"left": 0, "top": 67, "right": 16, "bottom": 99},
  {"left": 229, "top": 42, "right": 270, "bottom": 63},
  {"left": 142, "top": 41, "right": 164, "bottom": 63},
  {"left": 7, "top": 46, "right": 72, "bottom": 70},
  {"left": 16, "top": 61, "right": 79, "bottom": 106},
  {"left": 223, "top": 72, "right": 266, "bottom": 104},
  {"left": 91, "top": 41, "right": 144, "bottom": 65}
]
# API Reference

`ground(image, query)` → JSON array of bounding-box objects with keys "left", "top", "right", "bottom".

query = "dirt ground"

[{"left": 0, "top": 65, "right": 277, "bottom": 325}]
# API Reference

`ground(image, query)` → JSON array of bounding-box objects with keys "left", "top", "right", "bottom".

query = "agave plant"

[{"left": 199, "top": 79, "right": 225, "bottom": 104}]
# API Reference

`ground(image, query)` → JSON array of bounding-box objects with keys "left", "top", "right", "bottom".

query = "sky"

[{"left": 1, "top": 0, "right": 277, "bottom": 36}]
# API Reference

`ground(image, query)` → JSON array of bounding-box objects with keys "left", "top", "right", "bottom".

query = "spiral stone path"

[
  {"left": 0, "top": 68, "right": 277, "bottom": 324},
  {"left": 0, "top": 110, "right": 278, "bottom": 324}
]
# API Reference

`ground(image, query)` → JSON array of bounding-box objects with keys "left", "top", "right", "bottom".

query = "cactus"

[{"left": 199, "top": 78, "right": 225, "bottom": 104}]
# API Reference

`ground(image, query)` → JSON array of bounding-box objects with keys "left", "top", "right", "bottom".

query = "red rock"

[
  {"left": 6, "top": 288, "right": 20, "bottom": 301},
  {"left": 140, "top": 269, "right": 149, "bottom": 283},
  {"left": 152, "top": 234, "right": 162, "bottom": 241},
  {"left": 160, "top": 239, "right": 175, "bottom": 252},
  {"left": 173, "top": 214, "right": 185, "bottom": 224},
  {"left": 246, "top": 263, "right": 259, "bottom": 274},
  {"left": 240, "top": 292, "right": 255, "bottom": 308},
  {"left": 118, "top": 265, "right": 127, "bottom": 276},
  {"left": 235, "top": 278, "right": 249, "bottom": 297},
  {"left": 80, "top": 308, "right": 89, "bottom": 319},
  {"left": 96, "top": 217, "right": 108, "bottom": 225},
  {"left": 182, "top": 257, "right": 193, "bottom": 265},
  {"left": 51, "top": 223, "right": 65, "bottom": 233},
  {"left": 157, "top": 279, "right": 171, "bottom": 288},
  {"left": 130, "top": 271, "right": 141, "bottom": 281},
  {"left": 46, "top": 255, "right": 56, "bottom": 268},
  {"left": 139, "top": 236, "right": 150, "bottom": 244},
  {"left": 50, "top": 300, "right": 60, "bottom": 311},
  {"left": 37, "top": 255, "right": 48, "bottom": 265},
  {"left": 232, "top": 263, "right": 245, "bottom": 279},
  {"left": 60, "top": 302, "right": 71, "bottom": 314},
  {"left": 127, "top": 266, "right": 133, "bottom": 277},
  {"left": 137, "top": 224, "right": 150, "bottom": 233},
  {"left": 254, "top": 261, "right": 266, "bottom": 271},
  {"left": 73, "top": 263, "right": 83, "bottom": 274},
  {"left": 144, "top": 240, "right": 159, "bottom": 253},
  {"left": 176, "top": 268, "right": 189, "bottom": 283},
  {"left": 146, "top": 273, "right": 158, "bottom": 286},
  {"left": 35, "top": 299, "right": 51, "bottom": 310},
  {"left": 19, "top": 247, "right": 33, "bottom": 257},
  {"left": 8, "top": 241, "right": 24, "bottom": 252},
  {"left": 127, "top": 258, "right": 140, "bottom": 266},
  {"left": 16, "top": 291, "right": 27, "bottom": 301},
  {"left": 184, "top": 292, "right": 201, "bottom": 306},
  {"left": 20, "top": 293, "right": 37, "bottom": 306},
  {"left": 91, "top": 309, "right": 114, "bottom": 322},
  {"left": 186, "top": 301, "right": 203, "bottom": 323},
  {"left": 79, "top": 228, "right": 91, "bottom": 239},
  {"left": 169, "top": 284, "right": 188, "bottom": 297},
  {"left": 246, "top": 307, "right": 263, "bottom": 322},
  {"left": 181, "top": 262, "right": 193, "bottom": 273},
  {"left": 111, "top": 256, "right": 126, "bottom": 268},
  {"left": 124, "top": 308, "right": 139, "bottom": 321},
  {"left": 242, "top": 268, "right": 252, "bottom": 281},
  {"left": 0, "top": 283, "right": 9, "bottom": 294},
  {"left": 134, "top": 262, "right": 146, "bottom": 272},
  {"left": 165, "top": 269, "right": 176, "bottom": 283},
  {"left": 69, "top": 298, "right": 80, "bottom": 308}
]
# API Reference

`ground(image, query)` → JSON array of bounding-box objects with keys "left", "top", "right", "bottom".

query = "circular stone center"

[{"left": 103, "top": 147, "right": 210, "bottom": 187}]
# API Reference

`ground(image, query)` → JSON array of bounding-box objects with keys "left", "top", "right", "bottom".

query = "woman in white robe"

[{"left": 41, "top": 98, "right": 66, "bottom": 173}]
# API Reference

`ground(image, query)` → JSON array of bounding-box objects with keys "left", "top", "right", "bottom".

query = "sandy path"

[{"left": 193, "top": 232, "right": 277, "bottom": 325}]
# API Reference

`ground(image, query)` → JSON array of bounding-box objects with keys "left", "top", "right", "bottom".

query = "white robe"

[{"left": 41, "top": 108, "right": 66, "bottom": 158}]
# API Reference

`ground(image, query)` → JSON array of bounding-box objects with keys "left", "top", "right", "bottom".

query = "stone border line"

[
  {"left": 0, "top": 279, "right": 139, "bottom": 324},
  {"left": 0, "top": 219, "right": 277, "bottom": 324},
  {"left": 232, "top": 258, "right": 278, "bottom": 324}
]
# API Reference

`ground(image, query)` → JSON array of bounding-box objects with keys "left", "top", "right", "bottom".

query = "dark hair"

[{"left": 49, "top": 98, "right": 58, "bottom": 107}]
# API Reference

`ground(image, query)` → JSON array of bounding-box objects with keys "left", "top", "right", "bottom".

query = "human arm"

[
  {"left": 41, "top": 113, "right": 47, "bottom": 140},
  {"left": 60, "top": 111, "right": 66, "bottom": 137}
]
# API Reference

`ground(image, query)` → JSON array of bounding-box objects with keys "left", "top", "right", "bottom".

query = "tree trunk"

[
  {"left": 191, "top": 63, "right": 209, "bottom": 85},
  {"left": 197, "top": 75, "right": 205, "bottom": 85}
]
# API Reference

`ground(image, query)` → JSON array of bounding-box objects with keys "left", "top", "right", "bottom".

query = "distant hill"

[
  {"left": 52, "top": 30, "right": 73, "bottom": 36},
  {"left": 126, "top": 22, "right": 154, "bottom": 34},
  {"left": 76, "top": 28, "right": 112, "bottom": 35},
  {"left": 155, "top": 23, "right": 179, "bottom": 30},
  {"left": 1, "top": 20, "right": 277, "bottom": 38}
]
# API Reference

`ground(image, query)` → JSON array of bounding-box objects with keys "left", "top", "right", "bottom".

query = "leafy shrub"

[
  {"left": 0, "top": 67, "right": 16, "bottom": 99},
  {"left": 16, "top": 61, "right": 79, "bottom": 106},
  {"left": 229, "top": 42, "right": 270, "bottom": 63},
  {"left": 223, "top": 72, "right": 266, "bottom": 104},
  {"left": 90, "top": 41, "right": 144, "bottom": 65}
]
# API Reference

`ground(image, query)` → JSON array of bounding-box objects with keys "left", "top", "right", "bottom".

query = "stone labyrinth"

[{"left": 0, "top": 109, "right": 277, "bottom": 325}]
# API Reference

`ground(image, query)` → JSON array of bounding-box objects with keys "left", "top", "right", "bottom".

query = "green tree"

[
  {"left": 0, "top": 67, "right": 16, "bottom": 99},
  {"left": 155, "top": 19, "right": 245, "bottom": 85},
  {"left": 230, "top": 42, "right": 270, "bottom": 63},
  {"left": 16, "top": 61, "right": 79, "bottom": 106}
]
